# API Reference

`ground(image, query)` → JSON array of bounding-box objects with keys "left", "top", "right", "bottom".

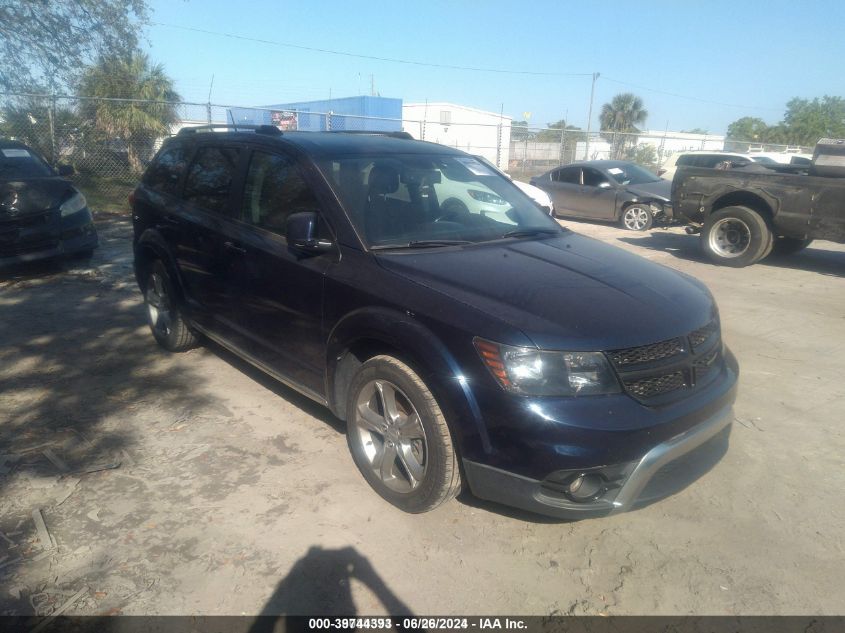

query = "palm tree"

[
  {"left": 599, "top": 93, "right": 648, "bottom": 159},
  {"left": 79, "top": 52, "right": 180, "bottom": 174}
]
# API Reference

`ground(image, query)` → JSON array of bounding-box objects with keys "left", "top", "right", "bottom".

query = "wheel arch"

[
  {"left": 134, "top": 229, "right": 184, "bottom": 299},
  {"left": 325, "top": 307, "right": 491, "bottom": 456},
  {"left": 709, "top": 191, "right": 774, "bottom": 223}
]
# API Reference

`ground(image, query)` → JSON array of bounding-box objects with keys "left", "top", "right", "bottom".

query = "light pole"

[{"left": 584, "top": 72, "right": 600, "bottom": 161}]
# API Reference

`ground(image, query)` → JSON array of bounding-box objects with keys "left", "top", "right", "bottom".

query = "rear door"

[
  {"left": 174, "top": 143, "right": 246, "bottom": 331},
  {"left": 544, "top": 166, "right": 582, "bottom": 216},
  {"left": 222, "top": 148, "right": 335, "bottom": 396}
]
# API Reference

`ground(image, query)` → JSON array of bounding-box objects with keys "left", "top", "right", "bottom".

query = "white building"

[
  {"left": 402, "top": 102, "right": 511, "bottom": 170},
  {"left": 575, "top": 130, "right": 726, "bottom": 163}
]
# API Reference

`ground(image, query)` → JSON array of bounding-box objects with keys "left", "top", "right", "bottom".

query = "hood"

[
  {"left": 0, "top": 178, "right": 75, "bottom": 218},
  {"left": 513, "top": 180, "right": 552, "bottom": 206},
  {"left": 376, "top": 232, "right": 715, "bottom": 351},
  {"left": 625, "top": 179, "right": 672, "bottom": 201}
]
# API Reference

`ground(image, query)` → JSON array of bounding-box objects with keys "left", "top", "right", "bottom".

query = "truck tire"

[
  {"left": 702, "top": 206, "right": 772, "bottom": 267},
  {"left": 771, "top": 237, "right": 813, "bottom": 257},
  {"left": 346, "top": 355, "right": 462, "bottom": 513}
]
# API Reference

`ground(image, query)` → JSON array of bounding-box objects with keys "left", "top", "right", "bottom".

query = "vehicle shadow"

[
  {"left": 248, "top": 546, "right": 415, "bottom": 631},
  {"left": 619, "top": 231, "right": 845, "bottom": 277},
  {"left": 202, "top": 339, "right": 346, "bottom": 434}
]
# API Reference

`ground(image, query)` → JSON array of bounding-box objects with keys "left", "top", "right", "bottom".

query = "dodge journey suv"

[{"left": 131, "top": 126, "right": 738, "bottom": 518}]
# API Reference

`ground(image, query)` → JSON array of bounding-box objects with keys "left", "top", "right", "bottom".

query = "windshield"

[
  {"left": 0, "top": 147, "right": 55, "bottom": 179},
  {"left": 318, "top": 153, "right": 561, "bottom": 248},
  {"left": 604, "top": 163, "right": 660, "bottom": 185}
]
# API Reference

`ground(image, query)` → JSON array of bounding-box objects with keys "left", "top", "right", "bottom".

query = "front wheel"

[
  {"left": 621, "top": 204, "right": 654, "bottom": 231},
  {"left": 346, "top": 355, "right": 462, "bottom": 513},
  {"left": 701, "top": 206, "right": 772, "bottom": 267}
]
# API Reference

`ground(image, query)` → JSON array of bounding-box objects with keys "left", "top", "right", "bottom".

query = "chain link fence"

[{"left": 0, "top": 93, "right": 814, "bottom": 213}]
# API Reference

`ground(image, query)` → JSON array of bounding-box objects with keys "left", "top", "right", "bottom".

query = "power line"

[
  {"left": 602, "top": 76, "right": 783, "bottom": 112},
  {"left": 149, "top": 22, "right": 594, "bottom": 77}
]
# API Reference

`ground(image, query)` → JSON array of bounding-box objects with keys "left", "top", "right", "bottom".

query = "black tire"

[
  {"left": 346, "top": 355, "right": 462, "bottom": 513},
  {"left": 69, "top": 248, "right": 95, "bottom": 261},
  {"left": 701, "top": 206, "right": 773, "bottom": 267},
  {"left": 144, "top": 260, "right": 199, "bottom": 352},
  {"left": 620, "top": 204, "right": 654, "bottom": 231},
  {"left": 771, "top": 236, "right": 813, "bottom": 257}
]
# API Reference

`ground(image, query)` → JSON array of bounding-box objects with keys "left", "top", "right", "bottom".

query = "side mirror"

[
  {"left": 598, "top": 181, "right": 612, "bottom": 189},
  {"left": 286, "top": 211, "right": 333, "bottom": 254},
  {"left": 57, "top": 164, "right": 75, "bottom": 177}
]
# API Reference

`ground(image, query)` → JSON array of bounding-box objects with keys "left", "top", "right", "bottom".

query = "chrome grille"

[
  {"left": 623, "top": 371, "right": 687, "bottom": 399},
  {"left": 609, "top": 337, "right": 685, "bottom": 368}
]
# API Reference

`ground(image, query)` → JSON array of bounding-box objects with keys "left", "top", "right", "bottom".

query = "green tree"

[
  {"left": 624, "top": 144, "right": 658, "bottom": 170},
  {"left": 599, "top": 93, "right": 648, "bottom": 159},
  {"left": 0, "top": 1, "right": 149, "bottom": 92},
  {"left": 680, "top": 128, "right": 708, "bottom": 135},
  {"left": 725, "top": 117, "right": 769, "bottom": 149},
  {"left": 782, "top": 96, "right": 845, "bottom": 145},
  {"left": 0, "top": 100, "right": 81, "bottom": 163},
  {"left": 510, "top": 120, "right": 534, "bottom": 142},
  {"left": 79, "top": 52, "right": 180, "bottom": 174}
]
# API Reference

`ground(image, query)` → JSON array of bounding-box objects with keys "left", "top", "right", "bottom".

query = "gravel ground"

[{"left": 1, "top": 213, "right": 843, "bottom": 617}]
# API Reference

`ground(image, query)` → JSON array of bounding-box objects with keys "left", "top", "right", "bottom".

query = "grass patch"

[{"left": 72, "top": 172, "right": 138, "bottom": 216}]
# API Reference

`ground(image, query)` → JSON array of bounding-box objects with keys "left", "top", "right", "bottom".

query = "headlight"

[
  {"left": 473, "top": 338, "right": 620, "bottom": 397},
  {"left": 467, "top": 189, "right": 507, "bottom": 205},
  {"left": 60, "top": 191, "right": 87, "bottom": 217}
]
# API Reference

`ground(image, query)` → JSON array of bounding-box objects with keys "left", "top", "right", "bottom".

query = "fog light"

[{"left": 566, "top": 473, "right": 605, "bottom": 502}]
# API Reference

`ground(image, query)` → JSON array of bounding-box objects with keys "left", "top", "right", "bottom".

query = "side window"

[
  {"left": 554, "top": 167, "right": 580, "bottom": 184},
  {"left": 582, "top": 167, "right": 610, "bottom": 187},
  {"left": 676, "top": 154, "right": 696, "bottom": 167},
  {"left": 183, "top": 146, "right": 240, "bottom": 214},
  {"left": 145, "top": 145, "right": 188, "bottom": 196},
  {"left": 242, "top": 151, "right": 320, "bottom": 235},
  {"left": 699, "top": 156, "right": 724, "bottom": 168}
]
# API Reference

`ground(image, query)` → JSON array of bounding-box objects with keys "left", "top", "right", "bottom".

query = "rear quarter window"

[{"left": 144, "top": 145, "right": 189, "bottom": 196}]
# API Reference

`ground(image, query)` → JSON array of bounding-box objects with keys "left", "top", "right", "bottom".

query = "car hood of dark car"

[
  {"left": 624, "top": 179, "right": 672, "bottom": 201},
  {"left": 376, "top": 232, "right": 715, "bottom": 351},
  {"left": 0, "top": 177, "right": 75, "bottom": 217}
]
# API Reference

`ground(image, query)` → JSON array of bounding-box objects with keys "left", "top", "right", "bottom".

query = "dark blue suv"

[{"left": 131, "top": 127, "right": 738, "bottom": 518}]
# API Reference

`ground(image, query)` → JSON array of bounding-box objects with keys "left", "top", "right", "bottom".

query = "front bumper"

[
  {"left": 0, "top": 208, "right": 98, "bottom": 267},
  {"left": 464, "top": 403, "right": 733, "bottom": 519}
]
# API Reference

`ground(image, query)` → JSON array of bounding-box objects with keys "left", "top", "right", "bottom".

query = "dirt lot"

[{"left": 1, "top": 213, "right": 844, "bottom": 617}]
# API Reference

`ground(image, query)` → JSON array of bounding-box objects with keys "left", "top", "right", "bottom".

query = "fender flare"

[
  {"left": 325, "top": 307, "right": 492, "bottom": 455},
  {"left": 134, "top": 229, "right": 185, "bottom": 298}
]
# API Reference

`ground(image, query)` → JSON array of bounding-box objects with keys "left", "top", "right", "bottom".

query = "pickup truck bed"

[{"left": 671, "top": 165, "right": 845, "bottom": 266}]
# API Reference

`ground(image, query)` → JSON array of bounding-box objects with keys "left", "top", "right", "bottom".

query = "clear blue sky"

[{"left": 144, "top": 0, "right": 844, "bottom": 134}]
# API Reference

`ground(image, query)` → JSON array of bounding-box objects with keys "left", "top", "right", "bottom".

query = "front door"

[
  {"left": 224, "top": 148, "right": 335, "bottom": 397},
  {"left": 574, "top": 167, "right": 618, "bottom": 220}
]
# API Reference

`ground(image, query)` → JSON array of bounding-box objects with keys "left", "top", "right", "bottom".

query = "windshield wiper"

[
  {"left": 501, "top": 228, "right": 561, "bottom": 239},
  {"left": 370, "top": 239, "right": 473, "bottom": 251}
]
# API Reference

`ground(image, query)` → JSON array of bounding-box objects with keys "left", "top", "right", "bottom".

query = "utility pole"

[{"left": 584, "top": 72, "right": 600, "bottom": 161}]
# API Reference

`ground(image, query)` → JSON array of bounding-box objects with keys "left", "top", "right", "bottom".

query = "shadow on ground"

[
  {"left": 0, "top": 254, "right": 216, "bottom": 597},
  {"left": 619, "top": 230, "right": 845, "bottom": 277}
]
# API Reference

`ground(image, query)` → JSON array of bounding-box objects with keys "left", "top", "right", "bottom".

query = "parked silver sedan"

[{"left": 530, "top": 160, "right": 671, "bottom": 231}]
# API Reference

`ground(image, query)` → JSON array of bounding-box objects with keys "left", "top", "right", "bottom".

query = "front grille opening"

[
  {"left": 609, "top": 337, "right": 685, "bottom": 368},
  {"left": 689, "top": 321, "right": 718, "bottom": 350},
  {"left": 623, "top": 371, "right": 687, "bottom": 399}
]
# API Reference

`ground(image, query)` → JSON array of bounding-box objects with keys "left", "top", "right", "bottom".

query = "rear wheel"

[
  {"left": 771, "top": 236, "right": 813, "bottom": 257},
  {"left": 621, "top": 204, "right": 654, "bottom": 231},
  {"left": 144, "top": 260, "right": 199, "bottom": 352},
  {"left": 346, "top": 355, "right": 462, "bottom": 513},
  {"left": 702, "top": 206, "right": 772, "bottom": 267}
]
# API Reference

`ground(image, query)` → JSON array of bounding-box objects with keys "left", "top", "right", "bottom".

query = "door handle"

[{"left": 223, "top": 241, "right": 246, "bottom": 254}]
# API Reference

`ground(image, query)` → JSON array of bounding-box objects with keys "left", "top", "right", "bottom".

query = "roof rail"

[
  {"left": 177, "top": 124, "right": 282, "bottom": 136},
  {"left": 327, "top": 130, "right": 414, "bottom": 140}
]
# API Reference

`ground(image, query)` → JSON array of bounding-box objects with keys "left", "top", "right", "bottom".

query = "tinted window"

[
  {"left": 145, "top": 145, "right": 189, "bottom": 195},
  {"left": 582, "top": 167, "right": 611, "bottom": 187},
  {"left": 676, "top": 155, "right": 697, "bottom": 167},
  {"left": 183, "top": 146, "right": 240, "bottom": 214},
  {"left": 553, "top": 167, "right": 580, "bottom": 184},
  {"left": 0, "top": 146, "right": 55, "bottom": 179},
  {"left": 242, "top": 151, "right": 320, "bottom": 235}
]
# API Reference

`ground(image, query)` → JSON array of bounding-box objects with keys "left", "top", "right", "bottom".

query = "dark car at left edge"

[{"left": 0, "top": 139, "right": 98, "bottom": 267}]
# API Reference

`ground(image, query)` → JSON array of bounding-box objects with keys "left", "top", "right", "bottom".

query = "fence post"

[
  {"left": 48, "top": 93, "right": 57, "bottom": 164},
  {"left": 327, "top": 111, "right": 332, "bottom": 131},
  {"left": 559, "top": 126, "right": 565, "bottom": 165}
]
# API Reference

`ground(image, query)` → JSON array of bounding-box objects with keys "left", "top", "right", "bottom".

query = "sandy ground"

[{"left": 1, "top": 213, "right": 844, "bottom": 617}]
